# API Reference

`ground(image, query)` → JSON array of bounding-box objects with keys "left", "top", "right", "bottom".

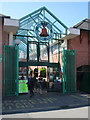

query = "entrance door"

[{"left": 3, "top": 45, "right": 19, "bottom": 96}]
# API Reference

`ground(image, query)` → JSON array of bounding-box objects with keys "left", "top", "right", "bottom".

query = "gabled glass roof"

[{"left": 16, "top": 6, "right": 68, "bottom": 53}]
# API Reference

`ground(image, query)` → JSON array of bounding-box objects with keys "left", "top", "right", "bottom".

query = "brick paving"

[{"left": 2, "top": 91, "right": 89, "bottom": 115}]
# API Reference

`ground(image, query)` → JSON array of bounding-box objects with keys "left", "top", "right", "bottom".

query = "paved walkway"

[
  {"left": 1, "top": 107, "right": 88, "bottom": 118},
  {"left": 2, "top": 91, "right": 89, "bottom": 115}
]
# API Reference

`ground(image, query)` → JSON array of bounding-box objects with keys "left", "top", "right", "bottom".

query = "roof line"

[
  {"left": 19, "top": 6, "right": 68, "bottom": 29},
  {"left": 44, "top": 7, "right": 68, "bottom": 29},
  {"left": 73, "top": 18, "right": 90, "bottom": 28},
  {"left": 19, "top": 6, "right": 45, "bottom": 21}
]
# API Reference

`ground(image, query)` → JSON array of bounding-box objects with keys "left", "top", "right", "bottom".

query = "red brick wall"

[
  {"left": 50, "top": 53, "right": 58, "bottom": 63},
  {"left": 67, "top": 30, "right": 89, "bottom": 82},
  {"left": 3, "top": 31, "right": 8, "bottom": 45},
  {"left": 67, "top": 30, "right": 88, "bottom": 68}
]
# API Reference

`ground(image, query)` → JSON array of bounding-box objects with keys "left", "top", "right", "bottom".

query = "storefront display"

[{"left": 19, "top": 80, "right": 28, "bottom": 93}]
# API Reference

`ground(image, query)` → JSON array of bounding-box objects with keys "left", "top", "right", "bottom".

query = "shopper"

[
  {"left": 38, "top": 75, "right": 43, "bottom": 94},
  {"left": 21, "top": 73, "right": 25, "bottom": 80},
  {"left": 28, "top": 71, "right": 35, "bottom": 97}
]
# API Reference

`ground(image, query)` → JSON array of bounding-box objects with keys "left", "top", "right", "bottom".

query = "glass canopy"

[{"left": 14, "top": 6, "right": 68, "bottom": 62}]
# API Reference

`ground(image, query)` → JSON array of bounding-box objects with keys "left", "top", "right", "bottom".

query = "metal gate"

[
  {"left": 3, "top": 45, "right": 19, "bottom": 96},
  {"left": 63, "top": 50, "right": 76, "bottom": 93}
]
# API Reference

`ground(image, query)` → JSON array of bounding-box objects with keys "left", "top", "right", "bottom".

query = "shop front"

[{"left": 2, "top": 7, "right": 76, "bottom": 96}]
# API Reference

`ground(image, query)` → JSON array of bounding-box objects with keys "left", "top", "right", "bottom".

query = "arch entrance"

[{"left": 14, "top": 7, "right": 68, "bottom": 93}]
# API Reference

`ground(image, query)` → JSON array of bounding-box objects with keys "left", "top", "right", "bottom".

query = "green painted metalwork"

[
  {"left": 14, "top": 34, "right": 36, "bottom": 38},
  {"left": 16, "top": 6, "right": 68, "bottom": 54},
  {"left": 19, "top": 61, "right": 59, "bottom": 67},
  {"left": 16, "top": 7, "right": 69, "bottom": 80},
  {"left": 27, "top": 39, "right": 29, "bottom": 61},
  {"left": 63, "top": 50, "right": 76, "bottom": 93},
  {"left": 44, "top": 7, "right": 68, "bottom": 29},
  {"left": 58, "top": 41, "right": 60, "bottom": 63},
  {"left": 43, "top": 9, "right": 45, "bottom": 21},
  {"left": 15, "top": 45, "right": 19, "bottom": 96},
  {"left": 19, "top": 7, "right": 45, "bottom": 21},
  {"left": 65, "top": 28, "right": 68, "bottom": 35},
  {"left": 47, "top": 43, "right": 50, "bottom": 63},
  {"left": 37, "top": 42, "right": 40, "bottom": 62},
  {"left": 3, "top": 45, "right": 5, "bottom": 96},
  {"left": 20, "top": 13, "right": 39, "bottom": 25},
  {"left": 60, "top": 33, "right": 62, "bottom": 38},
  {"left": 40, "top": 14, "right": 61, "bottom": 33},
  {"left": 0, "top": 54, "right": 2, "bottom": 63},
  {"left": 18, "top": 28, "right": 34, "bottom": 31},
  {"left": 3, "top": 45, "right": 19, "bottom": 96},
  {"left": 30, "top": 15, "right": 38, "bottom": 24}
]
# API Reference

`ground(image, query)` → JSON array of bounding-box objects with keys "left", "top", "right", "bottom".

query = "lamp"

[{"left": 14, "top": 39, "right": 20, "bottom": 45}]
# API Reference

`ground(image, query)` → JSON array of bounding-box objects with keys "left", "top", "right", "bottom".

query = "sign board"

[{"left": 19, "top": 80, "right": 28, "bottom": 93}]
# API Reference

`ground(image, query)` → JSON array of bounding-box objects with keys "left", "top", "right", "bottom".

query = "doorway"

[{"left": 18, "top": 65, "right": 62, "bottom": 95}]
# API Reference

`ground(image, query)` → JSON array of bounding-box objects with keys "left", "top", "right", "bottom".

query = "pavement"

[
  {"left": 2, "top": 90, "right": 89, "bottom": 115},
  {"left": 1, "top": 107, "right": 88, "bottom": 119}
]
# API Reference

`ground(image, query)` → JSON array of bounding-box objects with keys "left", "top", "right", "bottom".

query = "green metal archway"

[{"left": 14, "top": 6, "right": 68, "bottom": 68}]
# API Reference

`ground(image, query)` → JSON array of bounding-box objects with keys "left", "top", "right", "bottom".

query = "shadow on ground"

[{"left": 2, "top": 91, "right": 89, "bottom": 115}]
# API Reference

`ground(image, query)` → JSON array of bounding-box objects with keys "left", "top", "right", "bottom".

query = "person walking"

[
  {"left": 28, "top": 71, "right": 35, "bottom": 97},
  {"left": 38, "top": 75, "right": 43, "bottom": 94}
]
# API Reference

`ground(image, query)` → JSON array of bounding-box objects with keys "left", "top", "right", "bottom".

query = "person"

[
  {"left": 28, "top": 71, "right": 35, "bottom": 97},
  {"left": 38, "top": 75, "right": 43, "bottom": 94},
  {"left": 21, "top": 73, "right": 25, "bottom": 80},
  {"left": 34, "top": 76, "right": 38, "bottom": 91}
]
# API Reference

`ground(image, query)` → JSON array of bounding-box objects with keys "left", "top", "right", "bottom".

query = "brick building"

[
  {"left": 0, "top": 14, "right": 19, "bottom": 96},
  {"left": 60, "top": 19, "right": 90, "bottom": 92},
  {"left": 0, "top": 12, "right": 89, "bottom": 94},
  {"left": 68, "top": 19, "right": 89, "bottom": 69}
]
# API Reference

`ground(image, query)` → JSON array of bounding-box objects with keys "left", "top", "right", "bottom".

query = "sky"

[{"left": 0, "top": 2, "right": 88, "bottom": 28}]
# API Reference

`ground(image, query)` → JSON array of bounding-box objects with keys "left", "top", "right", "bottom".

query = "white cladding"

[
  {"left": 4, "top": 18, "right": 19, "bottom": 27},
  {"left": 4, "top": 18, "right": 19, "bottom": 34},
  {"left": 68, "top": 27, "right": 80, "bottom": 35}
]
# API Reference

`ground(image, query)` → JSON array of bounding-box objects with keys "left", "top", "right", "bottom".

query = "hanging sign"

[{"left": 35, "top": 21, "right": 53, "bottom": 42}]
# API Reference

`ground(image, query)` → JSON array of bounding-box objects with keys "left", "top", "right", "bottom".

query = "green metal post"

[
  {"left": 58, "top": 40, "right": 60, "bottom": 63},
  {"left": 60, "top": 33, "right": 62, "bottom": 38},
  {"left": 48, "top": 43, "right": 49, "bottom": 63},
  {"left": 27, "top": 38, "right": 29, "bottom": 61},
  {"left": 58, "top": 40, "right": 60, "bottom": 78},
  {"left": 27, "top": 38, "right": 29, "bottom": 79},
  {"left": 65, "top": 28, "right": 67, "bottom": 35},
  {"left": 3, "top": 45, "right": 5, "bottom": 96},
  {"left": 37, "top": 42, "right": 40, "bottom": 62},
  {"left": 15, "top": 45, "right": 19, "bottom": 96},
  {"left": 43, "top": 9, "right": 45, "bottom": 21},
  {"left": 63, "top": 50, "right": 65, "bottom": 93}
]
